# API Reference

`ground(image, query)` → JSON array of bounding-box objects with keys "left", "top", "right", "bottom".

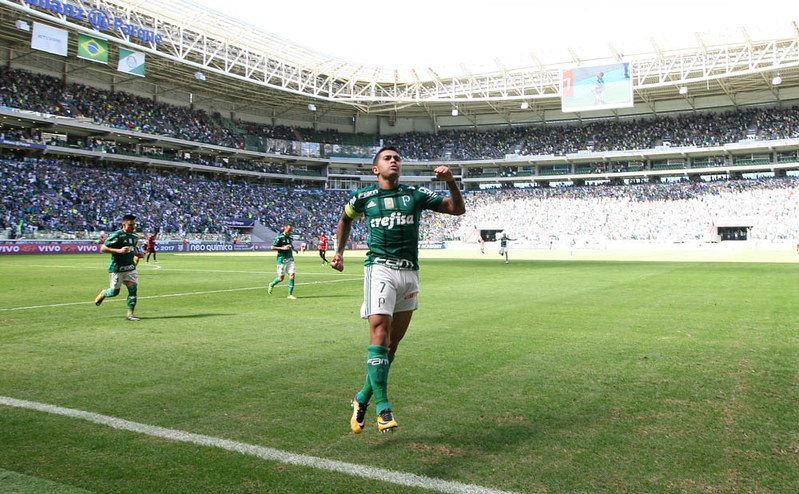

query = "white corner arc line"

[{"left": 0, "top": 396, "right": 519, "bottom": 494}]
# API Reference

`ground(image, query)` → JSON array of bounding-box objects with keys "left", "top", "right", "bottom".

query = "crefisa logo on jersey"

[{"left": 370, "top": 212, "right": 414, "bottom": 229}]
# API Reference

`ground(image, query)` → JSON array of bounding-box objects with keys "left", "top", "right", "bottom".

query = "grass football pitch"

[{"left": 1, "top": 251, "right": 797, "bottom": 493}]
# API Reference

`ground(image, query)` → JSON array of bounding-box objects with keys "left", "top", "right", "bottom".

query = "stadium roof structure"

[{"left": 1, "top": 0, "right": 799, "bottom": 128}]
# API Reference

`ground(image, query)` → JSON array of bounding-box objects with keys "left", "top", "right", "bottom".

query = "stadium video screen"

[{"left": 561, "top": 62, "right": 633, "bottom": 113}]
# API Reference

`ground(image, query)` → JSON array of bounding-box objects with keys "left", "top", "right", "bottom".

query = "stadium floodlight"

[
  {"left": 679, "top": 86, "right": 688, "bottom": 95},
  {"left": 451, "top": 106, "right": 458, "bottom": 117},
  {"left": 194, "top": 71, "right": 206, "bottom": 81},
  {"left": 772, "top": 74, "right": 782, "bottom": 86},
  {"left": 15, "top": 20, "right": 30, "bottom": 31},
  {"left": 520, "top": 101, "right": 529, "bottom": 109},
  {"left": 308, "top": 104, "right": 317, "bottom": 112}
]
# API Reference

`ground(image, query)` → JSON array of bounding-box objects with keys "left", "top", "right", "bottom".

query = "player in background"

[
  {"left": 268, "top": 223, "right": 298, "bottom": 299},
  {"left": 145, "top": 231, "right": 158, "bottom": 263},
  {"left": 594, "top": 71, "right": 606, "bottom": 105},
  {"left": 499, "top": 232, "right": 514, "bottom": 264},
  {"left": 134, "top": 232, "right": 144, "bottom": 266},
  {"left": 318, "top": 232, "right": 330, "bottom": 266},
  {"left": 480, "top": 236, "right": 485, "bottom": 255},
  {"left": 94, "top": 214, "right": 144, "bottom": 321},
  {"left": 331, "top": 146, "right": 465, "bottom": 433}
]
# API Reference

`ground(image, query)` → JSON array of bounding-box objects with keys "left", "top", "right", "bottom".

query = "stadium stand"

[{"left": 0, "top": 40, "right": 797, "bottom": 247}]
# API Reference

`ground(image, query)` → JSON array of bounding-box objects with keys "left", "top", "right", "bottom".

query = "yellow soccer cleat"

[
  {"left": 350, "top": 396, "right": 368, "bottom": 434},
  {"left": 94, "top": 289, "right": 106, "bottom": 306},
  {"left": 377, "top": 409, "right": 397, "bottom": 432},
  {"left": 286, "top": 294, "right": 297, "bottom": 300}
]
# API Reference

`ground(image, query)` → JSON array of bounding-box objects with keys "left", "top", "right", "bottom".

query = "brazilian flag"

[{"left": 77, "top": 34, "right": 108, "bottom": 64}]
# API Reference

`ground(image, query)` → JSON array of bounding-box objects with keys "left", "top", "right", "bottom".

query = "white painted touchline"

[{"left": 0, "top": 396, "right": 520, "bottom": 494}]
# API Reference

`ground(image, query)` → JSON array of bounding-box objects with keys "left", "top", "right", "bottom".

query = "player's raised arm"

[
  {"left": 330, "top": 211, "right": 352, "bottom": 272},
  {"left": 434, "top": 165, "right": 466, "bottom": 216}
]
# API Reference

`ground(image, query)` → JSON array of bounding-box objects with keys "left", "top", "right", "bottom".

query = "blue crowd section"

[
  {"left": 2, "top": 157, "right": 797, "bottom": 243},
  {"left": 0, "top": 157, "right": 360, "bottom": 243},
  {"left": 2, "top": 66, "right": 799, "bottom": 162}
]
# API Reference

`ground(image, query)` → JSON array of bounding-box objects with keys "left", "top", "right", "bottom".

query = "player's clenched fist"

[
  {"left": 330, "top": 253, "right": 344, "bottom": 272},
  {"left": 434, "top": 165, "right": 454, "bottom": 181}
]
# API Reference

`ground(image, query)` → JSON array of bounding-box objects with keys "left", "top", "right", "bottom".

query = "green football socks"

[
  {"left": 356, "top": 354, "right": 393, "bottom": 407},
  {"left": 126, "top": 284, "right": 137, "bottom": 310},
  {"left": 288, "top": 279, "right": 294, "bottom": 295},
  {"left": 365, "top": 345, "right": 391, "bottom": 414}
]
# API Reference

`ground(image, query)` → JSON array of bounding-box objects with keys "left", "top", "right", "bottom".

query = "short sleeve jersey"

[
  {"left": 344, "top": 184, "right": 444, "bottom": 270},
  {"left": 146, "top": 235, "right": 156, "bottom": 249},
  {"left": 104, "top": 229, "right": 139, "bottom": 273},
  {"left": 272, "top": 233, "right": 294, "bottom": 264},
  {"left": 318, "top": 235, "right": 328, "bottom": 250}
]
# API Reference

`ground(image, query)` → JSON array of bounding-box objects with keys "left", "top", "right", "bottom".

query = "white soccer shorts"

[
  {"left": 110, "top": 270, "right": 139, "bottom": 289},
  {"left": 277, "top": 260, "right": 296, "bottom": 277},
  {"left": 360, "top": 264, "right": 419, "bottom": 319}
]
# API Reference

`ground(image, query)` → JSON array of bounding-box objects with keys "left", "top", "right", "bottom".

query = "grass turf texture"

[{"left": 1, "top": 252, "right": 797, "bottom": 493}]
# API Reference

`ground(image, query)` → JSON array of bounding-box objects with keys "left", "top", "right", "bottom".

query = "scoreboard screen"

[{"left": 561, "top": 62, "right": 633, "bottom": 113}]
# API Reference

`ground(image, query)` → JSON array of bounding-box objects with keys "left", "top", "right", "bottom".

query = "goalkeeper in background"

[{"left": 94, "top": 214, "right": 144, "bottom": 321}]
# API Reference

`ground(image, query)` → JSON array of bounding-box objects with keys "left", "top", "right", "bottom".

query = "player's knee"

[{"left": 127, "top": 284, "right": 137, "bottom": 296}]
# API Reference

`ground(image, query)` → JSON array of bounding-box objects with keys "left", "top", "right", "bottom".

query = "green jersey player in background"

[
  {"left": 268, "top": 224, "right": 298, "bottom": 299},
  {"left": 94, "top": 214, "right": 145, "bottom": 321},
  {"left": 331, "top": 146, "right": 465, "bottom": 433},
  {"left": 499, "top": 232, "right": 514, "bottom": 264}
]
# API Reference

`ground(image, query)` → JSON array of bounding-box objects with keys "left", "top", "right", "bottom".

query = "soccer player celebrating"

[
  {"left": 330, "top": 146, "right": 465, "bottom": 433},
  {"left": 499, "top": 232, "right": 513, "bottom": 264},
  {"left": 318, "top": 232, "right": 329, "bottom": 266},
  {"left": 268, "top": 223, "right": 298, "bottom": 299},
  {"left": 94, "top": 214, "right": 145, "bottom": 321}
]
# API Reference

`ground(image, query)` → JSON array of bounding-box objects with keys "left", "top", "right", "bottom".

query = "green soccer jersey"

[
  {"left": 344, "top": 183, "right": 444, "bottom": 270},
  {"left": 272, "top": 233, "right": 295, "bottom": 264},
  {"left": 104, "top": 229, "right": 139, "bottom": 273}
]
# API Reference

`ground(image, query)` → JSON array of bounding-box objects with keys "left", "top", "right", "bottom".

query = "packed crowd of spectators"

[
  {"left": 2, "top": 67, "right": 799, "bottom": 163},
  {"left": 390, "top": 107, "right": 799, "bottom": 160},
  {"left": 423, "top": 177, "right": 799, "bottom": 243},
  {"left": 0, "top": 67, "right": 297, "bottom": 152},
  {"left": 0, "top": 157, "right": 365, "bottom": 244},
  {"left": 2, "top": 156, "right": 796, "bottom": 244},
  {"left": 1, "top": 66, "right": 798, "bottom": 246}
]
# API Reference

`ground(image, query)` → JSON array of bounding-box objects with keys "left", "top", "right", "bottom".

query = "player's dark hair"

[
  {"left": 373, "top": 146, "right": 400, "bottom": 165},
  {"left": 122, "top": 214, "right": 136, "bottom": 222}
]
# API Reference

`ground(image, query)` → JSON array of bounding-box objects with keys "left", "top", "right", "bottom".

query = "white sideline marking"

[
  {"left": 0, "top": 278, "right": 362, "bottom": 312},
  {"left": 0, "top": 396, "right": 519, "bottom": 494}
]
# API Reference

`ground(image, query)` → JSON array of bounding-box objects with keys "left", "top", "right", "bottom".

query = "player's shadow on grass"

[
  {"left": 367, "top": 421, "right": 544, "bottom": 478},
  {"left": 142, "top": 313, "right": 232, "bottom": 320}
]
